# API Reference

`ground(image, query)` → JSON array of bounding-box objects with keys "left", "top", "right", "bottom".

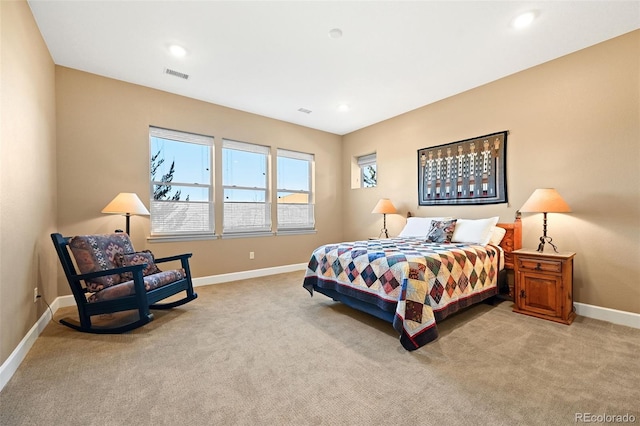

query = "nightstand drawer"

[{"left": 517, "top": 258, "right": 562, "bottom": 273}]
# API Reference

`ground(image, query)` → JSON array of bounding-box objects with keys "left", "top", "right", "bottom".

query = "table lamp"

[
  {"left": 371, "top": 198, "right": 397, "bottom": 238},
  {"left": 101, "top": 193, "right": 150, "bottom": 236},
  {"left": 520, "top": 188, "right": 571, "bottom": 253}
]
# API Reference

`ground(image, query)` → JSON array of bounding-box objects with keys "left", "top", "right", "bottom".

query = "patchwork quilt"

[{"left": 303, "top": 238, "right": 501, "bottom": 350}]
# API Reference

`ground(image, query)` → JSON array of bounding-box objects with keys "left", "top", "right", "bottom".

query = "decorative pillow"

[
  {"left": 69, "top": 233, "right": 135, "bottom": 292},
  {"left": 115, "top": 250, "right": 162, "bottom": 281},
  {"left": 488, "top": 226, "right": 507, "bottom": 246},
  {"left": 451, "top": 217, "right": 500, "bottom": 245},
  {"left": 425, "top": 219, "right": 457, "bottom": 243},
  {"left": 398, "top": 217, "right": 453, "bottom": 238}
]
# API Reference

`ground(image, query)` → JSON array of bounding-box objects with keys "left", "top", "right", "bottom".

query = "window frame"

[
  {"left": 148, "top": 126, "right": 214, "bottom": 241},
  {"left": 221, "top": 139, "right": 272, "bottom": 237},
  {"left": 357, "top": 153, "right": 377, "bottom": 188},
  {"left": 276, "top": 149, "right": 315, "bottom": 234}
]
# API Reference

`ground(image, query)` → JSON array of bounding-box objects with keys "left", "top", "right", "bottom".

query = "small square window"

[{"left": 357, "top": 153, "right": 377, "bottom": 188}]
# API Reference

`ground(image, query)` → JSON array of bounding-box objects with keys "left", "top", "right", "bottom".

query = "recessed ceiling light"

[
  {"left": 337, "top": 104, "right": 350, "bottom": 112},
  {"left": 169, "top": 44, "right": 187, "bottom": 57},
  {"left": 511, "top": 11, "right": 536, "bottom": 29},
  {"left": 328, "top": 28, "right": 343, "bottom": 39}
]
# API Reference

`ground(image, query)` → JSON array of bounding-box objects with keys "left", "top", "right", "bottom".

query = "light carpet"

[{"left": 1, "top": 271, "right": 638, "bottom": 425}]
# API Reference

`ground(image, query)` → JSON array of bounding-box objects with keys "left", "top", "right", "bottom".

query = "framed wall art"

[{"left": 418, "top": 131, "right": 508, "bottom": 206}]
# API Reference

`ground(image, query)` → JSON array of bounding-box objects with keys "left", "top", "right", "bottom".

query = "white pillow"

[
  {"left": 488, "top": 226, "right": 507, "bottom": 245},
  {"left": 451, "top": 217, "right": 499, "bottom": 245},
  {"left": 398, "top": 217, "right": 452, "bottom": 238}
]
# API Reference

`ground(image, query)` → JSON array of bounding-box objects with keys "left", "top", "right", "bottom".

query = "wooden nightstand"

[{"left": 512, "top": 249, "right": 576, "bottom": 324}]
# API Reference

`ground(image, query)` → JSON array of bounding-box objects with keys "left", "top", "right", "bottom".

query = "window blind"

[
  {"left": 357, "top": 153, "right": 376, "bottom": 167},
  {"left": 150, "top": 126, "right": 213, "bottom": 146},
  {"left": 222, "top": 139, "right": 269, "bottom": 154},
  {"left": 150, "top": 201, "right": 212, "bottom": 234},
  {"left": 223, "top": 202, "right": 271, "bottom": 233}
]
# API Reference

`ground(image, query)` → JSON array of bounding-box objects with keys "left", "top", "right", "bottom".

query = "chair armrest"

[
  {"left": 154, "top": 253, "right": 193, "bottom": 281},
  {"left": 154, "top": 253, "right": 192, "bottom": 263}
]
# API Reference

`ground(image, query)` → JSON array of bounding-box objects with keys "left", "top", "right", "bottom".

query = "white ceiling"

[{"left": 28, "top": 1, "right": 640, "bottom": 136}]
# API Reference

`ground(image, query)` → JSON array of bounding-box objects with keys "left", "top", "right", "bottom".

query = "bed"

[{"left": 303, "top": 214, "right": 522, "bottom": 350}]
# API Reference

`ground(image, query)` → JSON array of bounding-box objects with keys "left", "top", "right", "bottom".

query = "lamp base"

[
  {"left": 378, "top": 228, "right": 390, "bottom": 239},
  {"left": 537, "top": 212, "right": 559, "bottom": 253},
  {"left": 378, "top": 213, "right": 390, "bottom": 238},
  {"left": 125, "top": 213, "right": 131, "bottom": 236},
  {"left": 537, "top": 235, "right": 559, "bottom": 253}
]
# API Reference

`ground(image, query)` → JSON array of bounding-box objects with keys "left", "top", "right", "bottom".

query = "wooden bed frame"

[
  {"left": 310, "top": 213, "right": 522, "bottom": 324},
  {"left": 494, "top": 213, "right": 523, "bottom": 270}
]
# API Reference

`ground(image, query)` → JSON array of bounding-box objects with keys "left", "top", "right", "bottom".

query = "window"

[
  {"left": 277, "top": 149, "right": 314, "bottom": 231},
  {"left": 222, "top": 139, "right": 270, "bottom": 234},
  {"left": 149, "top": 127, "right": 213, "bottom": 237},
  {"left": 357, "top": 153, "right": 377, "bottom": 188}
]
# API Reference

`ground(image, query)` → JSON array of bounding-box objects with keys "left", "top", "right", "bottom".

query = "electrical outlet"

[
  {"left": 33, "top": 287, "right": 39, "bottom": 303},
  {"left": 249, "top": 251, "right": 255, "bottom": 260}
]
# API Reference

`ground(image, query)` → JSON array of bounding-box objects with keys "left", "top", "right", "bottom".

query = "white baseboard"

[
  {"left": 192, "top": 263, "right": 307, "bottom": 287},
  {"left": 2, "top": 264, "right": 636, "bottom": 394},
  {"left": 0, "top": 306, "right": 52, "bottom": 392},
  {"left": 575, "top": 302, "right": 640, "bottom": 329}
]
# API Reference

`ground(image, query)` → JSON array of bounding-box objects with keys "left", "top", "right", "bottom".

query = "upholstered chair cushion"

[
  {"left": 88, "top": 269, "right": 186, "bottom": 303},
  {"left": 69, "top": 233, "right": 135, "bottom": 292},
  {"left": 114, "top": 250, "right": 162, "bottom": 281}
]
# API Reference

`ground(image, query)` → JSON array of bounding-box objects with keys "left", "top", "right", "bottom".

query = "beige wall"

[
  {"left": 55, "top": 67, "right": 343, "bottom": 289},
  {"left": 342, "top": 30, "right": 640, "bottom": 314},
  {"left": 0, "top": 1, "right": 58, "bottom": 364}
]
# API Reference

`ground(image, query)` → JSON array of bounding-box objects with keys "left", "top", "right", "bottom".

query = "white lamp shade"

[
  {"left": 520, "top": 188, "right": 571, "bottom": 213},
  {"left": 371, "top": 198, "right": 397, "bottom": 215},
  {"left": 101, "top": 193, "right": 150, "bottom": 216}
]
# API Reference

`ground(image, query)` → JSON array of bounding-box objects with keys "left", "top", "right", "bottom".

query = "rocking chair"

[{"left": 51, "top": 232, "right": 197, "bottom": 333}]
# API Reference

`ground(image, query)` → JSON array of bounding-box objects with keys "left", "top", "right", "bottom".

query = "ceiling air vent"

[
  {"left": 298, "top": 108, "right": 312, "bottom": 114},
  {"left": 164, "top": 68, "right": 189, "bottom": 80}
]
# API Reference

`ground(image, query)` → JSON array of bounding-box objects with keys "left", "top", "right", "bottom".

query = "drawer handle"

[{"left": 535, "top": 263, "right": 542, "bottom": 270}]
